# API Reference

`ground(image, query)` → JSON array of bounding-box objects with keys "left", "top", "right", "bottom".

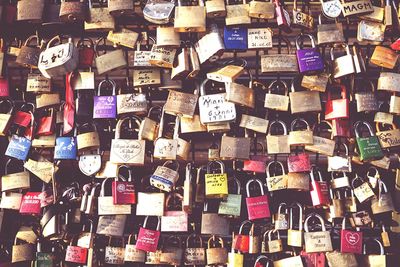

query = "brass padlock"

[
  {"left": 266, "top": 120, "right": 290, "bottom": 154},
  {"left": 206, "top": 236, "right": 228, "bottom": 265},
  {"left": 156, "top": 26, "right": 181, "bottom": 47},
  {"left": 317, "top": 15, "right": 345, "bottom": 45},
  {"left": 288, "top": 118, "right": 314, "bottom": 146},
  {"left": 289, "top": 76, "right": 322, "bottom": 114},
  {"left": 331, "top": 43, "right": 355, "bottom": 79},
  {"left": 225, "top": 0, "right": 251, "bottom": 25},
  {"left": 261, "top": 38, "right": 298, "bottom": 73},
  {"left": 287, "top": 203, "right": 303, "bottom": 247},
  {"left": 94, "top": 38, "right": 127, "bottom": 75},
  {"left": 174, "top": 0, "right": 206, "bottom": 32},
  {"left": 194, "top": 24, "right": 225, "bottom": 64},
  {"left": 205, "top": 0, "right": 227, "bottom": 17},
  {"left": 249, "top": 0, "right": 274, "bottom": 18}
]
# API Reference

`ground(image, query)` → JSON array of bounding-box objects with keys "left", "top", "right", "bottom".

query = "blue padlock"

[
  {"left": 54, "top": 126, "right": 77, "bottom": 160},
  {"left": 224, "top": 26, "right": 248, "bottom": 50},
  {"left": 5, "top": 134, "right": 32, "bottom": 161}
]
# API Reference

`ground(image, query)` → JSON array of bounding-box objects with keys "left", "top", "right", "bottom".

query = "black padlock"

[{"left": 75, "top": 90, "right": 94, "bottom": 119}]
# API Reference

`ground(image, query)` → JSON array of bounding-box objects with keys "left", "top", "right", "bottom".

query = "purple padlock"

[
  {"left": 93, "top": 79, "right": 117, "bottom": 119},
  {"left": 295, "top": 34, "right": 324, "bottom": 74}
]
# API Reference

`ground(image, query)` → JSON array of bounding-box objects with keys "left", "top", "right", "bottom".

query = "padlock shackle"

[
  {"left": 238, "top": 220, "right": 252, "bottom": 234},
  {"left": 354, "top": 121, "right": 375, "bottom": 138},
  {"left": 254, "top": 255, "right": 272, "bottom": 267},
  {"left": 289, "top": 202, "right": 303, "bottom": 231},
  {"left": 206, "top": 160, "right": 225, "bottom": 174},
  {"left": 267, "top": 120, "right": 288, "bottom": 135},
  {"left": 295, "top": 34, "right": 316, "bottom": 50},
  {"left": 77, "top": 38, "right": 94, "bottom": 48},
  {"left": 77, "top": 122, "right": 98, "bottom": 135},
  {"left": 266, "top": 161, "right": 285, "bottom": 178},
  {"left": 143, "top": 216, "right": 161, "bottom": 231},
  {"left": 0, "top": 99, "right": 14, "bottom": 115},
  {"left": 164, "top": 235, "right": 182, "bottom": 248},
  {"left": 367, "top": 166, "right": 380, "bottom": 179},
  {"left": 24, "top": 35, "right": 40, "bottom": 47},
  {"left": 117, "top": 165, "right": 132, "bottom": 181},
  {"left": 100, "top": 177, "right": 114, "bottom": 197},
  {"left": 186, "top": 233, "right": 203, "bottom": 248},
  {"left": 207, "top": 235, "right": 224, "bottom": 249},
  {"left": 127, "top": 234, "right": 138, "bottom": 245},
  {"left": 290, "top": 118, "right": 310, "bottom": 131},
  {"left": 312, "top": 120, "right": 333, "bottom": 139},
  {"left": 46, "top": 35, "right": 63, "bottom": 50},
  {"left": 268, "top": 229, "right": 280, "bottom": 241},
  {"left": 267, "top": 80, "right": 289, "bottom": 95},
  {"left": 246, "top": 178, "right": 265, "bottom": 197},
  {"left": 375, "top": 122, "right": 397, "bottom": 132},
  {"left": 115, "top": 115, "right": 142, "bottom": 139},
  {"left": 165, "top": 192, "right": 183, "bottom": 210},
  {"left": 230, "top": 177, "right": 241, "bottom": 195},
  {"left": 97, "top": 79, "right": 117, "bottom": 96},
  {"left": 108, "top": 236, "right": 125, "bottom": 247},
  {"left": 304, "top": 213, "right": 326, "bottom": 232},
  {"left": 147, "top": 105, "right": 163, "bottom": 121},
  {"left": 309, "top": 165, "right": 323, "bottom": 182},
  {"left": 330, "top": 43, "right": 351, "bottom": 61},
  {"left": 363, "top": 239, "right": 384, "bottom": 255},
  {"left": 156, "top": 105, "right": 168, "bottom": 139},
  {"left": 277, "top": 202, "right": 287, "bottom": 216}
]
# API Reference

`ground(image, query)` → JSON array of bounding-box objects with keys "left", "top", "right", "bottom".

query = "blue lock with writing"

[{"left": 224, "top": 26, "right": 248, "bottom": 50}]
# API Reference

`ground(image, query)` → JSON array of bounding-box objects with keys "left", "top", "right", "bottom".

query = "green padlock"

[
  {"left": 354, "top": 121, "right": 383, "bottom": 161},
  {"left": 34, "top": 242, "right": 55, "bottom": 267}
]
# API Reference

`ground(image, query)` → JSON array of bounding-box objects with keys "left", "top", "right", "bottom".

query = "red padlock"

[
  {"left": 243, "top": 142, "right": 268, "bottom": 174},
  {"left": 112, "top": 165, "right": 136, "bottom": 205},
  {"left": 0, "top": 78, "right": 9, "bottom": 97},
  {"left": 245, "top": 179, "right": 271, "bottom": 220},
  {"left": 78, "top": 38, "right": 95, "bottom": 68},
  {"left": 287, "top": 152, "right": 311, "bottom": 173},
  {"left": 19, "top": 192, "right": 41, "bottom": 215},
  {"left": 232, "top": 220, "right": 251, "bottom": 253},
  {"left": 325, "top": 84, "right": 349, "bottom": 120},
  {"left": 340, "top": 216, "right": 363, "bottom": 254},
  {"left": 136, "top": 216, "right": 161, "bottom": 252},
  {"left": 274, "top": 0, "right": 291, "bottom": 33},
  {"left": 65, "top": 236, "right": 88, "bottom": 264},
  {"left": 310, "top": 166, "right": 330, "bottom": 208},
  {"left": 300, "top": 251, "right": 326, "bottom": 267},
  {"left": 13, "top": 103, "right": 35, "bottom": 127},
  {"left": 331, "top": 118, "right": 350, "bottom": 137},
  {"left": 36, "top": 108, "right": 55, "bottom": 136}
]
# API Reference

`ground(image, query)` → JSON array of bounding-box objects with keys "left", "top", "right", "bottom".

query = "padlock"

[
  {"left": 108, "top": 0, "right": 134, "bottom": 16},
  {"left": 181, "top": 114, "right": 207, "bottom": 134},
  {"left": 370, "top": 46, "right": 398, "bottom": 69},
  {"left": 93, "top": 79, "right": 117, "bottom": 119},
  {"left": 250, "top": 225, "right": 262, "bottom": 255},
  {"left": 344, "top": 188, "right": 357, "bottom": 213},
  {"left": 76, "top": 123, "right": 100, "bottom": 151},
  {"left": 330, "top": 44, "right": 355, "bottom": 78},
  {"left": 206, "top": 236, "right": 228, "bottom": 265},
  {"left": 194, "top": 24, "right": 225, "bottom": 64},
  {"left": 274, "top": 203, "right": 289, "bottom": 230},
  {"left": 254, "top": 255, "right": 273, "bottom": 267},
  {"left": 117, "top": 80, "right": 148, "bottom": 115},
  {"left": 11, "top": 237, "right": 34, "bottom": 263},
  {"left": 164, "top": 88, "right": 199, "bottom": 118},
  {"left": 325, "top": 84, "right": 350, "bottom": 120},
  {"left": 143, "top": 0, "right": 175, "bottom": 24},
  {"left": 264, "top": 80, "right": 289, "bottom": 111},
  {"left": 310, "top": 166, "right": 330, "bottom": 207},
  {"left": 340, "top": 0, "right": 374, "bottom": 17},
  {"left": 36, "top": 93, "right": 61, "bottom": 109},
  {"left": 340, "top": 216, "right": 363, "bottom": 254},
  {"left": 205, "top": 160, "right": 228, "bottom": 198},
  {"left": 385, "top": 0, "right": 393, "bottom": 26},
  {"left": 261, "top": 38, "right": 298, "bottom": 72},
  {"left": 303, "top": 213, "right": 333, "bottom": 253},
  {"left": 375, "top": 122, "right": 400, "bottom": 149},
  {"left": 171, "top": 48, "right": 191, "bottom": 79},
  {"left": 220, "top": 131, "right": 251, "bottom": 160},
  {"left": 288, "top": 118, "right": 314, "bottom": 146},
  {"left": 124, "top": 234, "right": 146, "bottom": 263},
  {"left": 139, "top": 106, "right": 162, "bottom": 141},
  {"left": 267, "top": 230, "right": 283, "bottom": 253},
  {"left": 218, "top": 177, "right": 242, "bottom": 218},
  {"left": 357, "top": 19, "right": 385, "bottom": 43},
  {"left": 390, "top": 92, "right": 400, "bottom": 114},
  {"left": 292, "top": 0, "right": 314, "bottom": 29},
  {"left": 184, "top": 233, "right": 206, "bottom": 265},
  {"left": 225, "top": 0, "right": 251, "bottom": 25},
  {"left": 295, "top": 34, "right": 324, "bottom": 74},
  {"left": 381, "top": 225, "right": 391, "bottom": 247},
  {"left": 249, "top": 0, "right": 274, "bottom": 18},
  {"left": 94, "top": 38, "right": 126, "bottom": 75},
  {"left": 243, "top": 142, "right": 268, "bottom": 173},
  {"left": 174, "top": 0, "right": 206, "bottom": 32},
  {"left": 352, "top": 43, "right": 366, "bottom": 73},
  {"left": 5, "top": 112, "right": 34, "bottom": 161},
  {"left": 182, "top": 163, "right": 194, "bottom": 214},
  {"left": 136, "top": 216, "right": 161, "bottom": 252},
  {"left": 161, "top": 192, "right": 188, "bottom": 232},
  {"left": 287, "top": 203, "right": 303, "bottom": 247},
  {"left": 245, "top": 178, "right": 271, "bottom": 220},
  {"left": 330, "top": 172, "right": 350, "bottom": 190},
  {"left": 195, "top": 165, "right": 207, "bottom": 203},
  {"left": 247, "top": 27, "right": 273, "bottom": 49},
  {"left": 199, "top": 79, "right": 236, "bottom": 125},
  {"left": 266, "top": 120, "right": 290, "bottom": 154},
  {"left": 34, "top": 241, "right": 55, "bottom": 267},
  {"left": 224, "top": 26, "right": 248, "bottom": 50},
  {"left": 371, "top": 180, "right": 394, "bottom": 215},
  {"left": 154, "top": 111, "right": 178, "bottom": 160},
  {"left": 326, "top": 189, "right": 345, "bottom": 221},
  {"left": 378, "top": 72, "right": 400, "bottom": 93},
  {"left": 84, "top": 0, "right": 115, "bottom": 31},
  {"left": 97, "top": 177, "right": 131, "bottom": 215},
  {"left": 150, "top": 160, "right": 180, "bottom": 192},
  {"left": 36, "top": 108, "right": 55, "bottom": 136},
  {"left": 1, "top": 159, "right": 30, "bottom": 192},
  {"left": 201, "top": 200, "right": 230, "bottom": 235},
  {"left": 26, "top": 72, "right": 51, "bottom": 93},
  {"left": 60, "top": 0, "right": 86, "bottom": 22},
  {"left": 17, "top": 0, "right": 45, "bottom": 22},
  {"left": 232, "top": 221, "right": 251, "bottom": 253},
  {"left": 266, "top": 161, "right": 288, "bottom": 192},
  {"left": 149, "top": 43, "right": 177, "bottom": 68},
  {"left": 104, "top": 237, "right": 125, "bottom": 265},
  {"left": 96, "top": 214, "right": 127, "bottom": 237},
  {"left": 352, "top": 175, "right": 375, "bottom": 203},
  {"left": 79, "top": 148, "right": 102, "bottom": 177},
  {"left": 16, "top": 35, "right": 43, "bottom": 68},
  {"left": 0, "top": 100, "right": 14, "bottom": 136},
  {"left": 205, "top": 0, "right": 226, "bottom": 17},
  {"left": 136, "top": 185, "right": 165, "bottom": 216},
  {"left": 156, "top": 26, "right": 180, "bottom": 47},
  {"left": 317, "top": 15, "right": 344, "bottom": 45},
  {"left": 289, "top": 77, "right": 322, "bottom": 114},
  {"left": 110, "top": 116, "right": 145, "bottom": 165},
  {"left": 304, "top": 120, "right": 336, "bottom": 156},
  {"left": 360, "top": 239, "right": 386, "bottom": 267},
  {"left": 112, "top": 165, "right": 136, "bottom": 205},
  {"left": 65, "top": 236, "right": 88, "bottom": 264},
  {"left": 207, "top": 63, "right": 245, "bottom": 83},
  {"left": 274, "top": 0, "right": 292, "bottom": 33},
  {"left": 287, "top": 151, "right": 311, "bottom": 173},
  {"left": 354, "top": 121, "right": 383, "bottom": 161},
  {"left": 160, "top": 236, "right": 184, "bottom": 265},
  {"left": 367, "top": 166, "right": 380, "bottom": 189},
  {"left": 228, "top": 246, "right": 244, "bottom": 267},
  {"left": 328, "top": 143, "right": 352, "bottom": 172},
  {"left": 19, "top": 191, "right": 41, "bottom": 215}
]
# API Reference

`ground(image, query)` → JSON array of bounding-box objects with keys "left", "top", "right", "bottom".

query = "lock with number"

[{"left": 205, "top": 160, "right": 228, "bottom": 198}]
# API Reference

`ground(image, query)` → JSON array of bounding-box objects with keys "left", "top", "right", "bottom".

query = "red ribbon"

[{"left": 63, "top": 73, "right": 75, "bottom": 135}]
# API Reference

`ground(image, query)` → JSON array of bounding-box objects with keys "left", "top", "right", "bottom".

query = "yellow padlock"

[{"left": 205, "top": 160, "right": 228, "bottom": 199}]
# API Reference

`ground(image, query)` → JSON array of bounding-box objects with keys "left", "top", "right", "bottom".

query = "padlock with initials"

[
  {"left": 93, "top": 79, "right": 117, "bottom": 119},
  {"left": 266, "top": 161, "right": 288, "bottom": 192},
  {"left": 118, "top": 80, "right": 148, "bottom": 115},
  {"left": 295, "top": 34, "right": 324, "bottom": 74},
  {"left": 303, "top": 213, "right": 333, "bottom": 253},
  {"left": 65, "top": 236, "right": 88, "bottom": 264},
  {"left": 224, "top": 26, "right": 248, "bottom": 50},
  {"left": 245, "top": 178, "right": 271, "bottom": 220},
  {"left": 16, "top": 35, "right": 42, "bottom": 68},
  {"left": 136, "top": 216, "right": 161, "bottom": 252},
  {"left": 292, "top": 0, "right": 314, "bottom": 29},
  {"left": 304, "top": 120, "right": 336, "bottom": 157}
]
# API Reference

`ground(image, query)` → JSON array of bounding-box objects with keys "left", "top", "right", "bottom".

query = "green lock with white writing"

[{"left": 354, "top": 121, "right": 383, "bottom": 161}]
